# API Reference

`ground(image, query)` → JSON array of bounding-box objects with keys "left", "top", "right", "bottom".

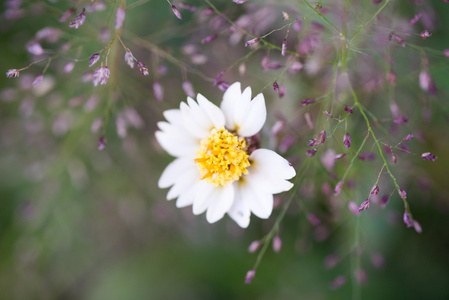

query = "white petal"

[
  {"left": 176, "top": 181, "right": 202, "bottom": 208},
  {"left": 163, "top": 109, "right": 181, "bottom": 124},
  {"left": 166, "top": 166, "right": 200, "bottom": 200},
  {"left": 192, "top": 181, "right": 215, "bottom": 215},
  {"left": 250, "top": 149, "right": 296, "bottom": 179},
  {"left": 238, "top": 180, "right": 273, "bottom": 219},
  {"left": 155, "top": 130, "right": 197, "bottom": 158},
  {"left": 227, "top": 185, "right": 251, "bottom": 228},
  {"left": 206, "top": 184, "right": 235, "bottom": 224},
  {"left": 237, "top": 93, "right": 267, "bottom": 137},
  {"left": 180, "top": 101, "right": 211, "bottom": 139},
  {"left": 220, "top": 82, "right": 241, "bottom": 130},
  {"left": 158, "top": 158, "right": 196, "bottom": 189},
  {"left": 197, "top": 94, "right": 225, "bottom": 129}
]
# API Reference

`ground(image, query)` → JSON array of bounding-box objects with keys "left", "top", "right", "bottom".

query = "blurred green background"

[{"left": 1, "top": 0, "right": 449, "bottom": 299}]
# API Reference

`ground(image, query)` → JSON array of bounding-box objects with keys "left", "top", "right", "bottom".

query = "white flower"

[{"left": 156, "top": 82, "right": 296, "bottom": 228}]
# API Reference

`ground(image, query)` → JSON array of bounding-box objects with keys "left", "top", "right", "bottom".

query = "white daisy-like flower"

[{"left": 156, "top": 82, "right": 296, "bottom": 228}]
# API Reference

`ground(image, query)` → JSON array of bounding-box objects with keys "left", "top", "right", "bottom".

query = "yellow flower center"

[{"left": 195, "top": 127, "right": 250, "bottom": 187}]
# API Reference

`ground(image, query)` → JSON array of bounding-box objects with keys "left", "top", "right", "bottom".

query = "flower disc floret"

[{"left": 195, "top": 127, "right": 250, "bottom": 187}]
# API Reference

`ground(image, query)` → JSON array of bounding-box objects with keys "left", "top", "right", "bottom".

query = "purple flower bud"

[
  {"left": 413, "top": 221, "right": 422, "bottom": 233},
  {"left": 178, "top": 2, "right": 196, "bottom": 11},
  {"left": 289, "top": 61, "right": 303, "bottom": 73},
  {"left": 201, "top": 34, "right": 217, "bottom": 44},
  {"left": 27, "top": 42, "right": 44, "bottom": 55},
  {"left": 182, "top": 80, "right": 195, "bottom": 97},
  {"left": 419, "top": 70, "right": 437, "bottom": 95},
  {"left": 63, "top": 62, "right": 75, "bottom": 73},
  {"left": 125, "top": 51, "right": 134, "bottom": 68},
  {"left": 358, "top": 152, "right": 376, "bottom": 161},
  {"left": 137, "top": 61, "right": 149, "bottom": 76},
  {"left": 32, "top": 73, "right": 44, "bottom": 87},
  {"left": 203, "top": 8, "right": 213, "bottom": 15},
  {"left": 344, "top": 105, "right": 353, "bottom": 114},
  {"left": 89, "top": 53, "right": 100, "bottom": 67},
  {"left": 403, "top": 134, "right": 414, "bottom": 141},
  {"left": 245, "top": 269, "right": 256, "bottom": 284},
  {"left": 153, "top": 81, "right": 164, "bottom": 101},
  {"left": 115, "top": 7, "right": 125, "bottom": 29},
  {"left": 348, "top": 201, "right": 360, "bottom": 215},
  {"left": 444, "top": 49, "right": 449, "bottom": 58},
  {"left": 306, "top": 148, "right": 317, "bottom": 157},
  {"left": 272, "top": 236, "right": 282, "bottom": 253},
  {"left": 420, "top": 30, "right": 431, "bottom": 39},
  {"left": 334, "top": 180, "right": 344, "bottom": 196},
  {"left": 358, "top": 199, "right": 370, "bottom": 212},
  {"left": 98, "top": 135, "right": 106, "bottom": 150},
  {"left": 393, "top": 117, "right": 408, "bottom": 124},
  {"left": 282, "top": 11, "right": 289, "bottom": 21},
  {"left": 389, "top": 33, "right": 406, "bottom": 47},
  {"left": 380, "top": 195, "right": 389, "bottom": 207},
  {"left": 304, "top": 112, "right": 314, "bottom": 129},
  {"left": 217, "top": 81, "right": 230, "bottom": 91},
  {"left": 409, "top": 13, "right": 422, "bottom": 26},
  {"left": 93, "top": 66, "right": 110, "bottom": 86},
  {"left": 343, "top": 133, "right": 351, "bottom": 150},
  {"left": 355, "top": 269, "right": 368, "bottom": 284},
  {"left": 248, "top": 240, "right": 261, "bottom": 253},
  {"left": 91, "top": 118, "right": 103, "bottom": 133},
  {"left": 281, "top": 39, "right": 287, "bottom": 56},
  {"left": 371, "top": 253, "right": 385, "bottom": 268},
  {"left": 319, "top": 130, "right": 326, "bottom": 144},
  {"left": 233, "top": 0, "right": 248, "bottom": 3},
  {"left": 171, "top": 5, "right": 182, "bottom": 20},
  {"left": 403, "top": 211, "right": 413, "bottom": 227},
  {"left": 323, "top": 111, "right": 333, "bottom": 118},
  {"left": 399, "top": 189, "right": 407, "bottom": 200},
  {"left": 331, "top": 275, "right": 346, "bottom": 289},
  {"left": 306, "top": 213, "right": 321, "bottom": 226},
  {"left": 301, "top": 98, "right": 316, "bottom": 105},
  {"left": 392, "top": 155, "right": 397, "bottom": 164},
  {"left": 278, "top": 85, "right": 285, "bottom": 98},
  {"left": 293, "top": 18, "right": 302, "bottom": 32},
  {"left": 69, "top": 8, "right": 86, "bottom": 29},
  {"left": 6, "top": 69, "right": 20, "bottom": 78},
  {"left": 370, "top": 185, "right": 379, "bottom": 195},
  {"left": 244, "top": 37, "right": 260, "bottom": 47},
  {"left": 421, "top": 152, "right": 437, "bottom": 161},
  {"left": 335, "top": 153, "right": 346, "bottom": 159},
  {"left": 60, "top": 8, "right": 76, "bottom": 22},
  {"left": 213, "top": 71, "right": 224, "bottom": 86},
  {"left": 273, "top": 81, "right": 279, "bottom": 93}
]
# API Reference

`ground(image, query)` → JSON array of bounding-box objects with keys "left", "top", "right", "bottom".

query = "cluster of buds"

[{"left": 93, "top": 67, "right": 110, "bottom": 86}]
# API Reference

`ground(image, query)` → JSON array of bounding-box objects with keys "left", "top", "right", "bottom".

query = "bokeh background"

[{"left": 1, "top": 0, "right": 449, "bottom": 299}]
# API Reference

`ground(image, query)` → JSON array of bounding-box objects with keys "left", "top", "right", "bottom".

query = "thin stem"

[
  {"left": 303, "top": 0, "right": 341, "bottom": 34},
  {"left": 350, "top": 0, "right": 390, "bottom": 42}
]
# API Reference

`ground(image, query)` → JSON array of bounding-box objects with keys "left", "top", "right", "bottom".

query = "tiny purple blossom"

[
  {"left": 393, "top": 117, "right": 408, "bottom": 124},
  {"left": 248, "top": 240, "right": 261, "bottom": 253},
  {"left": 244, "top": 37, "right": 260, "bottom": 47},
  {"left": 32, "top": 73, "right": 44, "bottom": 87},
  {"left": 331, "top": 275, "right": 346, "bottom": 289},
  {"left": 306, "top": 149, "right": 317, "bottom": 157},
  {"left": 6, "top": 69, "right": 19, "bottom": 78},
  {"left": 348, "top": 202, "right": 360, "bottom": 215},
  {"left": 399, "top": 189, "right": 407, "bottom": 200},
  {"left": 93, "top": 66, "right": 110, "bottom": 86},
  {"left": 381, "top": 195, "right": 389, "bottom": 207},
  {"left": 272, "top": 236, "right": 282, "bottom": 253},
  {"left": 343, "top": 133, "right": 351, "bottom": 150},
  {"left": 282, "top": 11, "right": 289, "bottom": 21},
  {"left": 98, "top": 135, "right": 106, "bottom": 150},
  {"left": 403, "top": 134, "right": 414, "bottom": 141},
  {"left": 233, "top": 0, "right": 248, "bottom": 3},
  {"left": 389, "top": 33, "right": 406, "bottom": 47},
  {"left": 413, "top": 221, "right": 422, "bottom": 233},
  {"left": 63, "top": 62, "right": 75, "bottom": 73},
  {"left": 334, "top": 180, "right": 344, "bottom": 196},
  {"left": 178, "top": 2, "right": 196, "bottom": 11},
  {"left": 324, "top": 254, "right": 338, "bottom": 269},
  {"left": 387, "top": 71, "right": 396, "bottom": 85},
  {"left": 137, "top": 61, "right": 149, "bottom": 76},
  {"left": 182, "top": 80, "right": 195, "bottom": 97},
  {"left": 344, "top": 105, "right": 353, "bottom": 113},
  {"left": 171, "top": 5, "right": 182, "bottom": 20},
  {"left": 27, "top": 42, "right": 44, "bottom": 55},
  {"left": 403, "top": 212, "right": 413, "bottom": 227},
  {"left": 409, "top": 13, "right": 422, "bottom": 26},
  {"left": 293, "top": 19, "right": 302, "bottom": 32},
  {"left": 245, "top": 270, "right": 256, "bottom": 284},
  {"left": 125, "top": 51, "right": 134, "bottom": 68},
  {"left": 420, "top": 30, "right": 432, "bottom": 39},
  {"left": 335, "top": 153, "right": 346, "bottom": 159},
  {"left": 419, "top": 71, "right": 437, "bottom": 95},
  {"left": 323, "top": 111, "right": 333, "bottom": 118},
  {"left": 69, "top": 8, "right": 86, "bottom": 29},
  {"left": 89, "top": 53, "right": 100, "bottom": 67},
  {"left": 115, "top": 7, "right": 125, "bottom": 29},
  {"left": 281, "top": 39, "right": 287, "bottom": 56},
  {"left": 217, "top": 81, "right": 230, "bottom": 91},
  {"left": 201, "top": 34, "right": 217, "bottom": 44},
  {"left": 273, "top": 81, "right": 280, "bottom": 93},
  {"left": 371, "top": 185, "right": 379, "bottom": 195},
  {"left": 301, "top": 98, "right": 316, "bottom": 105},
  {"left": 213, "top": 71, "right": 224, "bottom": 86},
  {"left": 306, "top": 213, "right": 321, "bottom": 226},
  {"left": 278, "top": 85, "right": 285, "bottom": 98},
  {"left": 421, "top": 152, "right": 437, "bottom": 161},
  {"left": 60, "top": 8, "right": 76, "bottom": 22},
  {"left": 444, "top": 49, "right": 449, "bottom": 57},
  {"left": 153, "top": 81, "right": 164, "bottom": 101},
  {"left": 358, "top": 199, "right": 370, "bottom": 212}
]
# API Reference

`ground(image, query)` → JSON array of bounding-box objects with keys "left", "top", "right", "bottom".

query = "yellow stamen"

[{"left": 195, "top": 127, "right": 250, "bottom": 187}]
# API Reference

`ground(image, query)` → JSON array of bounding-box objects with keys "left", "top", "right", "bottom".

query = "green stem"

[
  {"left": 350, "top": 0, "right": 390, "bottom": 42},
  {"left": 303, "top": 0, "right": 341, "bottom": 34}
]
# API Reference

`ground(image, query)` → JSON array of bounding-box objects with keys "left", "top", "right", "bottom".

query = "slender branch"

[{"left": 350, "top": 0, "right": 390, "bottom": 42}]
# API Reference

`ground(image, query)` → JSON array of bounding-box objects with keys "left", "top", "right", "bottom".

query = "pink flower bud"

[
  {"left": 115, "top": 7, "right": 125, "bottom": 29},
  {"left": 201, "top": 34, "right": 217, "bottom": 44},
  {"left": 331, "top": 275, "right": 346, "bottom": 289},
  {"left": 245, "top": 269, "right": 256, "bottom": 284},
  {"left": 392, "top": 155, "right": 397, "bottom": 163},
  {"left": 403, "top": 134, "right": 414, "bottom": 141},
  {"left": 306, "top": 213, "right": 321, "bottom": 226},
  {"left": 399, "top": 189, "right": 407, "bottom": 200},
  {"left": 248, "top": 240, "right": 261, "bottom": 253},
  {"left": 153, "top": 81, "right": 164, "bottom": 101},
  {"left": 293, "top": 19, "right": 302, "bottom": 32},
  {"left": 91, "top": 118, "right": 103, "bottom": 133},
  {"left": 413, "top": 220, "right": 422, "bottom": 233},
  {"left": 281, "top": 39, "right": 287, "bottom": 56},
  {"left": 27, "top": 42, "right": 44, "bottom": 55},
  {"left": 348, "top": 201, "right": 360, "bottom": 215},
  {"left": 334, "top": 180, "right": 344, "bottom": 196},
  {"left": 69, "top": 8, "right": 86, "bottom": 29},
  {"left": 278, "top": 85, "right": 285, "bottom": 98},
  {"left": 60, "top": 8, "right": 76, "bottom": 22},
  {"left": 403, "top": 211, "right": 413, "bottom": 227},
  {"left": 137, "top": 61, "right": 149, "bottom": 76},
  {"left": 324, "top": 254, "right": 338, "bottom": 268},
  {"left": 89, "top": 53, "right": 100, "bottom": 67},
  {"left": 444, "top": 49, "right": 449, "bottom": 58},
  {"left": 125, "top": 51, "right": 134, "bottom": 68},
  {"left": 323, "top": 111, "right": 333, "bottom": 118},
  {"left": 306, "top": 149, "right": 317, "bottom": 157},
  {"left": 370, "top": 185, "right": 379, "bottom": 195},
  {"left": 6, "top": 69, "right": 20, "bottom": 78},
  {"left": 344, "top": 105, "right": 353, "bottom": 113},
  {"left": 273, "top": 81, "right": 279, "bottom": 93},
  {"left": 420, "top": 30, "right": 431, "bottom": 39},
  {"left": 182, "top": 80, "right": 195, "bottom": 97},
  {"left": 244, "top": 37, "right": 260, "bottom": 47},
  {"left": 93, "top": 66, "right": 110, "bottom": 86},
  {"left": 272, "top": 236, "right": 282, "bottom": 253},
  {"left": 358, "top": 199, "right": 370, "bottom": 212},
  {"left": 389, "top": 33, "right": 406, "bottom": 47},
  {"left": 178, "top": 2, "right": 196, "bottom": 11},
  {"left": 217, "top": 81, "right": 230, "bottom": 91},
  {"left": 371, "top": 253, "right": 385, "bottom": 268},
  {"left": 32, "top": 73, "right": 44, "bottom": 87},
  {"left": 282, "top": 11, "right": 289, "bottom": 21},
  {"left": 213, "top": 71, "right": 224, "bottom": 86},
  {"left": 409, "top": 13, "right": 422, "bottom": 26},
  {"left": 63, "top": 62, "right": 75, "bottom": 73},
  {"left": 98, "top": 135, "right": 106, "bottom": 150},
  {"left": 343, "top": 133, "right": 351, "bottom": 150},
  {"left": 387, "top": 71, "right": 396, "bottom": 85},
  {"left": 421, "top": 152, "right": 437, "bottom": 161},
  {"left": 419, "top": 70, "right": 437, "bottom": 95},
  {"left": 355, "top": 269, "right": 368, "bottom": 284},
  {"left": 233, "top": 0, "right": 247, "bottom": 3},
  {"left": 301, "top": 98, "right": 316, "bottom": 105},
  {"left": 381, "top": 195, "right": 389, "bottom": 207},
  {"left": 171, "top": 5, "right": 182, "bottom": 20}
]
